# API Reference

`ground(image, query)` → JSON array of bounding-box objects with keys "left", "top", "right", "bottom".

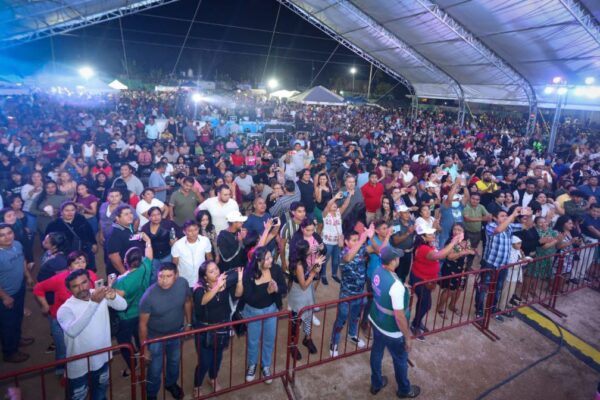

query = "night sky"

[{"left": 5, "top": 0, "right": 407, "bottom": 98}]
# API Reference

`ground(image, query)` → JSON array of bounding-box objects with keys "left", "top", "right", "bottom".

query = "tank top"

[{"left": 82, "top": 143, "right": 94, "bottom": 158}]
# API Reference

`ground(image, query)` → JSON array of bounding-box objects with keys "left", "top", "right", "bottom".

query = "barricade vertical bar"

[
  {"left": 140, "top": 344, "right": 147, "bottom": 400},
  {"left": 545, "top": 254, "right": 567, "bottom": 317},
  {"left": 130, "top": 348, "right": 137, "bottom": 400}
]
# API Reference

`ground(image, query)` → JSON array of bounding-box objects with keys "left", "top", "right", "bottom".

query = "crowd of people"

[{"left": 0, "top": 89, "right": 599, "bottom": 399}]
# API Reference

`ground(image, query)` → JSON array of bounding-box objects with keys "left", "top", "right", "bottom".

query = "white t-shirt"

[
  {"left": 57, "top": 293, "right": 127, "bottom": 379},
  {"left": 197, "top": 197, "right": 240, "bottom": 234},
  {"left": 234, "top": 175, "right": 255, "bottom": 195},
  {"left": 145, "top": 124, "right": 160, "bottom": 140},
  {"left": 171, "top": 236, "right": 212, "bottom": 287},
  {"left": 136, "top": 198, "right": 165, "bottom": 228}
]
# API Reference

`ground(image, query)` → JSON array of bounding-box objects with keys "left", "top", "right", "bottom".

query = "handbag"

[
  {"left": 230, "top": 295, "right": 247, "bottom": 337},
  {"left": 201, "top": 327, "right": 230, "bottom": 349}
]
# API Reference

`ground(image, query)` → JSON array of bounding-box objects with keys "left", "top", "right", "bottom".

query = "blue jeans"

[
  {"left": 151, "top": 255, "right": 172, "bottom": 283},
  {"left": 0, "top": 282, "right": 25, "bottom": 358},
  {"left": 146, "top": 338, "right": 181, "bottom": 397},
  {"left": 49, "top": 317, "right": 66, "bottom": 374},
  {"left": 370, "top": 327, "right": 411, "bottom": 395},
  {"left": 324, "top": 244, "right": 341, "bottom": 278},
  {"left": 243, "top": 303, "right": 278, "bottom": 368},
  {"left": 115, "top": 317, "right": 139, "bottom": 368},
  {"left": 331, "top": 298, "right": 362, "bottom": 346},
  {"left": 409, "top": 273, "right": 431, "bottom": 330},
  {"left": 475, "top": 267, "right": 507, "bottom": 315},
  {"left": 67, "top": 362, "right": 109, "bottom": 400}
]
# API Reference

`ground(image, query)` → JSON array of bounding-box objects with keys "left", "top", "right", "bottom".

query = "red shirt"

[
  {"left": 33, "top": 270, "right": 97, "bottom": 318},
  {"left": 361, "top": 182, "right": 384, "bottom": 212},
  {"left": 230, "top": 154, "right": 245, "bottom": 167},
  {"left": 412, "top": 244, "right": 440, "bottom": 280}
]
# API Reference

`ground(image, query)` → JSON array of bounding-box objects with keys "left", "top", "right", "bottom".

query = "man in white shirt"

[
  {"left": 57, "top": 269, "right": 127, "bottom": 400},
  {"left": 197, "top": 185, "right": 240, "bottom": 234},
  {"left": 171, "top": 221, "right": 212, "bottom": 287},
  {"left": 144, "top": 117, "right": 160, "bottom": 141}
]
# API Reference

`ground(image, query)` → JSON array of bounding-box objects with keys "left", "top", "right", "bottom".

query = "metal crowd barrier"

[{"left": 0, "top": 343, "right": 137, "bottom": 400}]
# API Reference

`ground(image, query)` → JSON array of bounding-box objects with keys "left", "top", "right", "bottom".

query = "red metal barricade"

[
  {"left": 288, "top": 293, "right": 373, "bottom": 385},
  {"left": 409, "top": 268, "right": 498, "bottom": 340},
  {"left": 0, "top": 343, "right": 137, "bottom": 400},
  {"left": 139, "top": 310, "right": 293, "bottom": 400},
  {"left": 554, "top": 242, "right": 599, "bottom": 296}
]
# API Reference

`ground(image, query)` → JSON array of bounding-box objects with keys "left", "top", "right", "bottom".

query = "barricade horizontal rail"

[
  {"left": 0, "top": 343, "right": 137, "bottom": 400},
  {"left": 139, "top": 310, "right": 293, "bottom": 400},
  {"left": 554, "top": 242, "right": 599, "bottom": 296},
  {"left": 290, "top": 293, "right": 373, "bottom": 384},
  {"left": 409, "top": 268, "right": 494, "bottom": 339}
]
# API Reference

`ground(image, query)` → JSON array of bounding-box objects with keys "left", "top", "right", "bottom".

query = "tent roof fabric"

[
  {"left": 0, "top": 0, "right": 180, "bottom": 46},
  {"left": 109, "top": 79, "right": 128, "bottom": 90},
  {"left": 279, "top": 0, "right": 600, "bottom": 110},
  {"left": 289, "top": 85, "right": 345, "bottom": 105}
]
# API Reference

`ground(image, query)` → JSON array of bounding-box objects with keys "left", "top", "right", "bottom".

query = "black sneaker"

[
  {"left": 418, "top": 325, "right": 429, "bottom": 333},
  {"left": 302, "top": 337, "right": 318, "bottom": 354},
  {"left": 410, "top": 326, "right": 425, "bottom": 342},
  {"left": 504, "top": 311, "right": 515, "bottom": 318},
  {"left": 290, "top": 347, "right": 302, "bottom": 360},
  {"left": 165, "top": 383, "right": 184, "bottom": 399},
  {"left": 398, "top": 385, "right": 421, "bottom": 398},
  {"left": 370, "top": 375, "right": 388, "bottom": 395},
  {"left": 45, "top": 343, "right": 56, "bottom": 354},
  {"left": 245, "top": 364, "right": 256, "bottom": 382},
  {"left": 332, "top": 276, "right": 341, "bottom": 284},
  {"left": 494, "top": 315, "right": 504, "bottom": 323},
  {"left": 321, "top": 276, "right": 329, "bottom": 285}
]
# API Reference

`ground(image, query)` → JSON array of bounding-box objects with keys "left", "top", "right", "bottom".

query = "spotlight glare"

[
  {"left": 557, "top": 87, "right": 568, "bottom": 95},
  {"left": 267, "top": 78, "right": 279, "bottom": 90},
  {"left": 544, "top": 86, "right": 555, "bottom": 95},
  {"left": 585, "top": 77, "right": 595, "bottom": 85},
  {"left": 552, "top": 76, "right": 562, "bottom": 84},
  {"left": 573, "top": 86, "right": 584, "bottom": 96},
  {"left": 192, "top": 93, "right": 202, "bottom": 103},
  {"left": 78, "top": 66, "right": 94, "bottom": 80},
  {"left": 350, "top": 67, "right": 357, "bottom": 74}
]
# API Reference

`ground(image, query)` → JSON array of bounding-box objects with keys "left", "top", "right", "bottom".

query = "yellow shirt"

[{"left": 476, "top": 180, "right": 498, "bottom": 193}]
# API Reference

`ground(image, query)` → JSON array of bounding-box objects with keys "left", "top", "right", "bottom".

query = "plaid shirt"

[{"left": 483, "top": 222, "right": 522, "bottom": 269}]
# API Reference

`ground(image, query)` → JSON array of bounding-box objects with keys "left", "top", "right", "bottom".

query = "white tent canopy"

[
  {"left": 279, "top": 0, "right": 600, "bottom": 111},
  {"left": 108, "top": 79, "right": 128, "bottom": 90},
  {"left": 269, "top": 89, "right": 300, "bottom": 99},
  {"left": 289, "top": 85, "right": 345, "bottom": 105}
]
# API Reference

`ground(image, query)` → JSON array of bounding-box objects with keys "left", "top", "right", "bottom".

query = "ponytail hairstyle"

[{"left": 124, "top": 247, "right": 143, "bottom": 270}]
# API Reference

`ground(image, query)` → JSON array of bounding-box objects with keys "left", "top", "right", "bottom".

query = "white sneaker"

[
  {"left": 312, "top": 315, "right": 321, "bottom": 326},
  {"left": 246, "top": 364, "right": 256, "bottom": 382},
  {"left": 329, "top": 344, "right": 338, "bottom": 357},
  {"left": 349, "top": 336, "right": 366, "bottom": 349},
  {"left": 262, "top": 367, "right": 272, "bottom": 384},
  {"left": 314, "top": 306, "right": 321, "bottom": 312}
]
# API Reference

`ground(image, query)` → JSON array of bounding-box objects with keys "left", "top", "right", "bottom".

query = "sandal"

[{"left": 437, "top": 310, "right": 447, "bottom": 320}]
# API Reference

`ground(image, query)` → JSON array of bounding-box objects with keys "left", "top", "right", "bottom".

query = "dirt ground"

[{"left": 2, "top": 246, "right": 599, "bottom": 400}]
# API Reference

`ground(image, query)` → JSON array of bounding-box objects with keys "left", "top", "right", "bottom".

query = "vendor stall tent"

[
  {"left": 108, "top": 79, "right": 128, "bottom": 90},
  {"left": 269, "top": 89, "right": 300, "bottom": 99},
  {"left": 289, "top": 85, "right": 345, "bottom": 105}
]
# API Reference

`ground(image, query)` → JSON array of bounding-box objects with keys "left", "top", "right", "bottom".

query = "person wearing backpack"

[{"left": 368, "top": 246, "right": 421, "bottom": 398}]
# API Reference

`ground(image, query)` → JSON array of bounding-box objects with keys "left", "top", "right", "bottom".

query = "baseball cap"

[
  {"left": 380, "top": 246, "right": 405, "bottom": 265},
  {"left": 416, "top": 225, "right": 437, "bottom": 235},
  {"left": 226, "top": 211, "right": 248, "bottom": 223},
  {"left": 511, "top": 236, "right": 522, "bottom": 244},
  {"left": 397, "top": 205, "right": 410, "bottom": 213}
]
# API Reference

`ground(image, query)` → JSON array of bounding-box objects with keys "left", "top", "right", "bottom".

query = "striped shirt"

[{"left": 483, "top": 221, "right": 522, "bottom": 268}]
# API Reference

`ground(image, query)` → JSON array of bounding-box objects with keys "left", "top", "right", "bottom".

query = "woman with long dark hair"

[
  {"left": 45, "top": 201, "right": 97, "bottom": 271},
  {"left": 75, "top": 182, "right": 99, "bottom": 235},
  {"left": 196, "top": 210, "right": 218, "bottom": 261},
  {"left": 287, "top": 239, "right": 326, "bottom": 360},
  {"left": 31, "top": 180, "right": 68, "bottom": 236},
  {"left": 241, "top": 246, "right": 287, "bottom": 383},
  {"left": 410, "top": 227, "right": 463, "bottom": 340},
  {"left": 113, "top": 233, "right": 154, "bottom": 377},
  {"left": 192, "top": 260, "right": 243, "bottom": 396},
  {"left": 140, "top": 206, "right": 181, "bottom": 282}
]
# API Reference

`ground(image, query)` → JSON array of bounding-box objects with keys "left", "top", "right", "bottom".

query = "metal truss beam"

[
  {"left": 337, "top": 0, "right": 465, "bottom": 126},
  {"left": 557, "top": 0, "right": 600, "bottom": 47},
  {"left": 276, "top": 0, "right": 416, "bottom": 96},
  {"left": 413, "top": 0, "right": 538, "bottom": 135},
  {"left": 1, "top": 0, "right": 181, "bottom": 48}
]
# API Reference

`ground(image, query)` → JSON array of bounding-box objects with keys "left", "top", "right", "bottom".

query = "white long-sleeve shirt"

[{"left": 57, "top": 292, "right": 127, "bottom": 379}]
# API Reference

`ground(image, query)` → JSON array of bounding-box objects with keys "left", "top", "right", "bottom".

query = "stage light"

[
  {"left": 78, "top": 66, "right": 94, "bottom": 80},
  {"left": 544, "top": 86, "right": 555, "bottom": 95},
  {"left": 552, "top": 76, "right": 562, "bottom": 84},
  {"left": 350, "top": 67, "right": 357, "bottom": 75},
  {"left": 340, "top": 90, "right": 344, "bottom": 95},
  {"left": 585, "top": 77, "right": 595, "bottom": 85},
  {"left": 557, "top": 87, "right": 568, "bottom": 95},
  {"left": 574, "top": 86, "right": 585, "bottom": 96},
  {"left": 192, "top": 93, "right": 202, "bottom": 103},
  {"left": 587, "top": 87, "right": 600, "bottom": 99},
  {"left": 267, "top": 78, "right": 279, "bottom": 90}
]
